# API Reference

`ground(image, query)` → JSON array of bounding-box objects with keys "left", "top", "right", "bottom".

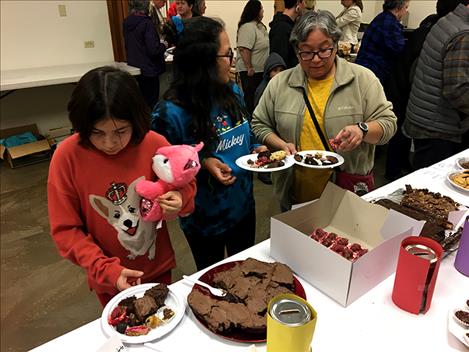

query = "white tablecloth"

[{"left": 31, "top": 150, "right": 469, "bottom": 352}]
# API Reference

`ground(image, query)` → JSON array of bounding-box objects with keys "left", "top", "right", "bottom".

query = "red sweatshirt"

[{"left": 47, "top": 132, "right": 196, "bottom": 297}]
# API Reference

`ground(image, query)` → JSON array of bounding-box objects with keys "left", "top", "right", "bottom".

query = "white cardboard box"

[{"left": 270, "top": 182, "right": 424, "bottom": 307}]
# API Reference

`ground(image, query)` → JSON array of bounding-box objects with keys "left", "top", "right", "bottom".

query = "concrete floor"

[{"left": 0, "top": 151, "right": 388, "bottom": 351}]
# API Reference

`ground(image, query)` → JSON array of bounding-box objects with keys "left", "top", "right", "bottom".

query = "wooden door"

[{"left": 106, "top": 0, "right": 129, "bottom": 62}]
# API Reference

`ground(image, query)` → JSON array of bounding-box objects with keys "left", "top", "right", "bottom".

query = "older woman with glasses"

[
  {"left": 151, "top": 16, "right": 266, "bottom": 270},
  {"left": 252, "top": 10, "right": 397, "bottom": 211}
]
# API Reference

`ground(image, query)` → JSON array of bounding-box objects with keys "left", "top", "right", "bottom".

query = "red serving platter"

[{"left": 188, "top": 260, "right": 307, "bottom": 343}]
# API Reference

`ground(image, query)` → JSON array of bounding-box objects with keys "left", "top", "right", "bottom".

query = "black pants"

[
  {"left": 385, "top": 127, "right": 412, "bottom": 179},
  {"left": 413, "top": 138, "right": 466, "bottom": 170},
  {"left": 239, "top": 72, "right": 263, "bottom": 115},
  {"left": 184, "top": 209, "right": 256, "bottom": 271},
  {"left": 135, "top": 75, "right": 160, "bottom": 110}
]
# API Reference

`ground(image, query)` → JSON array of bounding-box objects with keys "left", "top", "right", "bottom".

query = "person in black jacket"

[
  {"left": 269, "top": 0, "right": 306, "bottom": 68},
  {"left": 124, "top": 0, "right": 167, "bottom": 109},
  {"left": 383, "top": 0, "right": 465, "bottom": 179}
]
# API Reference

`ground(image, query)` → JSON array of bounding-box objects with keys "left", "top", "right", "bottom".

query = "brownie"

[
  {"left": 133, "top": 295, "right": 158, "bottom": 322},
  {"left": 118, "top": 295, "right": 136, "bottom": 314},
  {"left": 401, "top": 185, "right": 458, "bottom": 228},
  {"left": 188, "top": 258, "right": 296, "bottom": 335},
  {"left": 257, "top": 150, "right": 271, "bottom": 159},
  {"left": 375, "top": 198, "right": 449, "bottom": 231},
  {"left": 144, "top": 283, "right": 169, "bottom": 308}
]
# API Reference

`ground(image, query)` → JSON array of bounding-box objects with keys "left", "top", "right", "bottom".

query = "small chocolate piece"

[
  {"left": 257, "top": 150, "right": 271, "bottom": 159},
  {"left": 326, "top": 155, "right": 339, "bottom": 164},
  {"left": 455, "top": 310, "right": 469, "bottom": 325},
  {"left": 294, "top": 154, "right": 303, "bottom": 162},
  {"left": 304, "top": 155, "right": 318, "bottom": 165}
]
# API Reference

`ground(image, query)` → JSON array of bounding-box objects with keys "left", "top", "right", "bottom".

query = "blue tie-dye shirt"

[{"left": 151, "top": 84, "right": 259, "bottom": 236}]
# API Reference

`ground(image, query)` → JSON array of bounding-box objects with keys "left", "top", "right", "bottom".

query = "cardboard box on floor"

[
  {"left": 270, "top": 182, "right": 424, "bottom": 307},
  {"left": 0, "top": 124, "right": 51, "bottom": 168}
]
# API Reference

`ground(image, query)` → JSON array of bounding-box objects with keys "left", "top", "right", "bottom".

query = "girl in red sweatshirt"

[{"left": 47, "top": 66, "right": 196, "bottom": 306}]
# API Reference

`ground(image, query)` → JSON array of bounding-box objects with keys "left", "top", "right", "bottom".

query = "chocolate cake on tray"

[{"left": 187, "top": 258, "right": 299, "bottom": 337}]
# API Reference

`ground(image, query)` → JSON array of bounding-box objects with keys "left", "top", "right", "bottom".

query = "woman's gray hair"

[
  {"left": 383, "top": 0, "right": 408, "bottom": 11},
  {"left": 290, "top": 10, "right": 342, "bottom": 51},
  {"left": 129, "top": 0, "right": 150, "bottom": 15}
]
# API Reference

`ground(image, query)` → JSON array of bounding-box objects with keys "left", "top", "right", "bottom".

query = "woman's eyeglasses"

[
  {"left": 216, "top": 48, "right": 234, "bottom": 64},
  {"left": 298, "top": 47, "right": 334, "bottom": 61}
]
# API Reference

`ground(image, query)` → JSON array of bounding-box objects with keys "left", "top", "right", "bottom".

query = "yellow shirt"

[{"left": 293, "top": 76, "right": 334, "bottom": 203}]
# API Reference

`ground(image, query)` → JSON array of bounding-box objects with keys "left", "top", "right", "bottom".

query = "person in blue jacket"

[
  {"left": 355, "top": 0, "right": 409, "bottom": 84},
  {"left": 152, "top": 16, "right": 266, "bottom": 270},
  {"left": 123, "top": 0, "right": 167, "bottom": 109}
]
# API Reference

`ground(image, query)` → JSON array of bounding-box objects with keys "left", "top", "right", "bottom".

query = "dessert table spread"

[{"left": 30, "top": 150, "right": 469, "bottom": 352}]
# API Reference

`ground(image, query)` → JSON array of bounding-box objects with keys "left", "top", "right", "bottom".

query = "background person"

[
  {"left": 269, "top": 0, "right": 306, "bottom": 68},
  {"left": 193, "top": 0, "right": 206, "bottom": 16},
  {"left": 252, "top": 11, "right": 397, "bottom": 210},
  {"left": 236, "top": 0, "right": 270, "bottom": 115},
  {"left": 383, "top": 0, "right": 466, "bottom": 180},
  {"left": 335, "top": 0, "right": 363, "bottom": 51},
  {"left": 47, "top": 66, "right": 196, "bottom": 306},
  {"left": 355, "top": 0, "right": 409, "bottom": 84},
  {"left": 124, "top": 0, "right": 167, "bottom": 109},
  {"left": 152, "top": 17, "right": 266, "bottom": 270},
  {"left": 403, "top": 1, "right": 469, "bottom": 169}
]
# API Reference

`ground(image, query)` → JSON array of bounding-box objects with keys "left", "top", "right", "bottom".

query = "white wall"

[
  {"left": 205, "top": 0, "right": 275, "bottom": 48},
  {"left": 0, "top": 0, "right": 114, "bottom": 134},
  {"left": 1, "top": 0, "right": 114, "bottom": 71}
]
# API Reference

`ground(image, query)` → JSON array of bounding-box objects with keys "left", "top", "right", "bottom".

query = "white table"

[
  {"left": 31, "top": 150, "right": 469, "bottom": 352},
  {"left": 0, "top": 62, "right": 140, "bottom": 91}
]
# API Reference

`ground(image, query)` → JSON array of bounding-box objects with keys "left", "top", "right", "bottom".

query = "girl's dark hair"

[
  {"left": 238, "top": 0, "right": 264, "bottom": 29},
  {"left": 68, "top": 66, "right": 150, "bottom": 146},
  {"left": 164, "top": 17, "right": 247, "bottom": 145}
]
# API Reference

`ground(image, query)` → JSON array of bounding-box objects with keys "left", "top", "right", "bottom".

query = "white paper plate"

[
  {"left": 235, "top": 153, "right": 294, "bottom": 173},
  {"left": 447, "top": 171, "right": 469, "bottom": 193},
  {"left": 448, "top": 309, "right": 469, "bottom": 348},
  {"left": 293, "top": 150, "right": 344, "bottom": 169},
  {"left": 101, "top": 283, "right": 185, "bottom": 344}
]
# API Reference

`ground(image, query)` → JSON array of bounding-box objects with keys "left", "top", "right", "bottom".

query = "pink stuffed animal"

[{"left": 136, "top": 143, "right": 203, "bottom": 222}]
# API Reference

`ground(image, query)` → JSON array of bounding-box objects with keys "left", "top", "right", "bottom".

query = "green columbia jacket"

[{"left": 251, "top": 57, "right": 397, "bottom": 209}]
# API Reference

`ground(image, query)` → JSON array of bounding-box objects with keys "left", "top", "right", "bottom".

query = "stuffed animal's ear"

[{"left": 194, "top": 142, "right": 204, "bottom": 152}]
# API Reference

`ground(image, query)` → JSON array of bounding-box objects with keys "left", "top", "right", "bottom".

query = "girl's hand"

[
  {"left": 335, "top": 125, "right": 363, "bottom": 152},
  {"left": 158, "top": 190, "right": 183, "bottom": 216},
  {"left": 203, "top": 157, "right": 236, "bottom": 186},
  {"left": 116, "top": 268, "right": 143, "bottom": 291}
]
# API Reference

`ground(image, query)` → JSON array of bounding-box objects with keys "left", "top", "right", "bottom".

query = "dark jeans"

[
  {"left": 413, "top": 138, "right": 466, "bottom": 170},
  {"left": 239, "top": 71, "right": 263, "bottom": 115},
  {"left": 184, "top": 209, "right": 256, "bottom": 271},
  {"left": 135, "top": 75, "right": 160, "bottom": 110}
]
